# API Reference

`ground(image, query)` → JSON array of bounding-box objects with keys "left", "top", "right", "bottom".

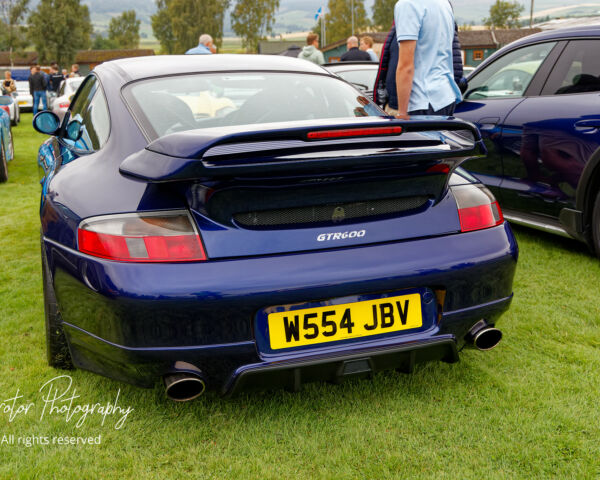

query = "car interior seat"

[{"left": 142, "top": 92, "right": 197, "bottom": 136}]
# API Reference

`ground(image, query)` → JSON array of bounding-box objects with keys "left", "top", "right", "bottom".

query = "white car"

[
  {"left": 15, "top": 81, "right": 33, "bottom": 111},
  {"left": 51, "top": 77, "right": 84, "bottom": 121},
  {"left": 0, "top": 93, "right": 20, "bottom": 126}
]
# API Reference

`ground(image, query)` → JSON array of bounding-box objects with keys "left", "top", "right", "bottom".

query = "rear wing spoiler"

[{"left": 119, "top": 118, "right": 485, "bottom": 183}]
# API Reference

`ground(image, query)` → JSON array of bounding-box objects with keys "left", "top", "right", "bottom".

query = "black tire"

[
  {"left": 592, "top": 192, "right": 600, "bottom": 258},
  {"left": 41, "top": 235, "right": 74, "bottom": 369},
  {"left": 0, "top": 140, "right": 7, "bottom": 183},
  {"left": 8, "top": 127, "right": 13, "bottom": 159}
]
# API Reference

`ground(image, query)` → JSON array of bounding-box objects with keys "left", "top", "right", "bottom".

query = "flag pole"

[{"left": 321, "top": 7, "right": 324, "bottom": 47}]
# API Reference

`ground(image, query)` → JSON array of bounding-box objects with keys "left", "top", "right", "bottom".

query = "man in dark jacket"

[
  {"left": 373, "top": 25, "right": 399, "bottom": 114},
  {"left": 373, "top": 22, "right": 464, "bottom": 115},
  {"left": 48, "top": 63, "right": 64, "bottom": 93},
  {"left": 340, "top": 36, "right": 372, "bottom": 62},
  {"left": 29, "top": 65, "right": 47, "bottom": 115},
  {"left": 452, "top": 22, "right": 464, "bottom": 84}
]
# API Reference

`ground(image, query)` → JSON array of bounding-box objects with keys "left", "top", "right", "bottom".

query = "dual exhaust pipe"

[
  {"left": 163, "top": 361, "right": 207, "bottom": 402},
  {"left": 466, "top": 320, "right": 502, "bottom": 351}
]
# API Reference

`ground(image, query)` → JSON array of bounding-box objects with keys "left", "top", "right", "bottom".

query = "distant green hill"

[{"left": 46, "top": 0, "right": 600, "bottom": 41}]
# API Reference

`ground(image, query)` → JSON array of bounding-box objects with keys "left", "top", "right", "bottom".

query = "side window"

[
  {"left": 542, "top": 40, "right": 600, "bottom": 95},
  {"left": 465, "top": 42, "right": 556, "bottom": 100},
  {"left": 75, "top": 87, "right": 110, "bottom": 152},
  {"left": 69, "top": 76, "right": 96, "bottom": 118}
]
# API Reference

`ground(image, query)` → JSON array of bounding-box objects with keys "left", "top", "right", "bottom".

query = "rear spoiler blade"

[{"left": 120, "top": 118, "right": 485, "bottom": 183}]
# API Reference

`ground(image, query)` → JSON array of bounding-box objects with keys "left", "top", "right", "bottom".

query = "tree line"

[
  {"left": 0, "top": 0, "right": 528, "bottom": 67},
  {"left": 0, "top": 0, "right": 141, "bottom": 66}
]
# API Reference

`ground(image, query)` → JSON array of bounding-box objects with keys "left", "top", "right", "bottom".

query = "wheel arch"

[{"left": 563, "top": 146, "right": 600, "bottom": 246}]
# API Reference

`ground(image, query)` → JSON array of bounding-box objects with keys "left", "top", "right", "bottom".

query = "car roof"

[
  {"left": 507, "top": 25, "right": 600, "bottom": 49},
  {"left": 472, "top": 25, "right": 600, "bottom": 74},
  {"left": 97, "top": 54, "right": 332, "bottom": 83}
]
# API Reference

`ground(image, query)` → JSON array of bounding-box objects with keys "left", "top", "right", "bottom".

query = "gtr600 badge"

[{"left": 317, "top": 230, "right": 366, "bottom": 241}]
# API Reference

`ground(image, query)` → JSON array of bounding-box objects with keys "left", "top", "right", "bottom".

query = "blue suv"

[{"left": 455, "top": 26, "right": 600, "bottom": 256}]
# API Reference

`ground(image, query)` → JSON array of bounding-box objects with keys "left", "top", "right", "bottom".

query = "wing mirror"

[
  {"left": 458, "top": 77, "right": 469, "bottom": 94},
  {"left": 33, "top": 111, "right": 61, "bottom": 135},
  {"left": 65, "top": 119, "right": 83, "bottom": 142}
]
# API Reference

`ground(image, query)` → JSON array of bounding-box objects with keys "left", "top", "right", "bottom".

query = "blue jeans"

[{"left": 33, "top": 90, "right": 47, "bottom": 115}]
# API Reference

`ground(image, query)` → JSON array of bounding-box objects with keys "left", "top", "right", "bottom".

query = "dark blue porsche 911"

[{"left": 35, "top": 55, "right": 517, "bottom": 400}]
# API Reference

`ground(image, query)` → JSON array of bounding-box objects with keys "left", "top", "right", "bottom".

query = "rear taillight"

[
  {"left": 0, "top": 106, "right": 9, "bottom": 114},
  {"left": 59, "top": 102, "right": 70, "bottom": 109},
  {"left": 77, "top": 211, "right": 206, "bottom": 262},
  {"left": 452, "top": 185, "right": 503, "bottom": 232}
]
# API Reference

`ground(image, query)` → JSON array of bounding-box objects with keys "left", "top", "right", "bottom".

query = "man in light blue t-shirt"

[{"left": 394, "top": 0, "right": 462, "bottom": 117}]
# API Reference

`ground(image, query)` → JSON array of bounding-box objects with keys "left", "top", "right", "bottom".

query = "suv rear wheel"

[{"left": 593, "top": 192, "right": 600, "bottom": 257}]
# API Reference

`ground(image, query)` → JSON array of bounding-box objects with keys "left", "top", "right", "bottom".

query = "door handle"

[
  {"left": 477, "top": 117, "right": 500, "bottom": 134},
  {"left": 574, "top": 119, "right": 600, "bottom": 132}
]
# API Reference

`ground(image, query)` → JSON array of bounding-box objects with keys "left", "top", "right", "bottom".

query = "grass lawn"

[{"left": 1, "top": 115, "right": 599, "bottom": 479}]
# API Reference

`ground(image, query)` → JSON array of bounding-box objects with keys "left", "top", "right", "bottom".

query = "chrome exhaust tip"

[
  {"left": 163, "top": 361, "right": 206, "bottom": 402},
  {"left": 466, "top": 320, "right": 503, "bottom": 351}
]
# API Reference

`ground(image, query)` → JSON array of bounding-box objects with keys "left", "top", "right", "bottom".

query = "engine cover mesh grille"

[{"left": 233, "top": 196, "right": 429, "bottom": 227}]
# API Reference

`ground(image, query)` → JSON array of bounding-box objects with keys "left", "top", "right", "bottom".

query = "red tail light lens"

[
  {"left": 77, "top": 211, "right": 206, "bottom": 262},
  {"left": 452, "top": 185, "right": 503, "bottom": 232},
  {"left": 307, "top": 126, "right": 403, "bottom": 140},
  {"left": 0, "top": 106, "right": 9, "bottom": 114},
  {"left": 59, "top": 102, "right": 70, "bottom": 109}
]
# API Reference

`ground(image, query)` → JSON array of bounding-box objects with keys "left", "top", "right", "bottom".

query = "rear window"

[
  {"left": 334, "top": 69, "right": 377, "bottom": 91},
  {"left": 124, "top": 72, "right": 383, "bottom": 140}
]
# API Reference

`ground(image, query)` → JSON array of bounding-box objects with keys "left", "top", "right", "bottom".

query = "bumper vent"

[{"left": 233, "top": 196, "right": 429, "bottom": 228}]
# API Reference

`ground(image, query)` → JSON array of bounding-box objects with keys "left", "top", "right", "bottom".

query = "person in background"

[
  {"left": 61, "top": 68, "right": 68, "bottom": 79},
  {"left": 47, "top": 63, "right": 64, "bottom": 108},
  {"left": 340, "top": 36, "right": 371, "bottom": 62},
  {"left": 360, "top": 36, "right": 378, "bottom": 62},
  {"left": 30, "top": 65, "right": 47, "bottom": 115},
  {"left": 373, "top": 19, "right": 462, "bottom": 116},
  {"left": 69, "top": 64, "right": 80, "bottom": 77},
  {"left": 452, "top": 22, "right": 464, "bottom": 85},
  {"left": 297, "top": 32, "right": 325, "bottom": 65},
  {"left": 394, "top": 0, "right": 462, "bottom": 117},
  {"left": 49, "top": 64, "right": 64, "bottom": 90},
  {"left": 2, "top": 71, "right": 17, "bottom": 95},
  {"left": 373, "top": 24, "right": 398, "bottom": 115},
  {"left": 27, "top": 65, "right": 35, "bottom": 96},
  {"left": 186, "top": 34, "right": 214, "bottom": 55}
]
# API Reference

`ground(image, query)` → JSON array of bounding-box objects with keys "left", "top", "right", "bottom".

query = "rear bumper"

[{"left": 46, "top": 222, "right": 518, "bottom": 394}]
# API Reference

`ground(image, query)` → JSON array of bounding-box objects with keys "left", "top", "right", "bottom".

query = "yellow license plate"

[
  {"left": 268, "top": 293, "right": 422, "bottom": 350},
  {"left": 18, "top": 101, "right": 27, "bottom": 105}
]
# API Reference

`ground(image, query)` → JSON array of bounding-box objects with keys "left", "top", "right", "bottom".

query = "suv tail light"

[
  {"left": 77, "top": 211, "right": 206, "bottom": 262},
  {"left": 452, "top": 184, "right": 503, "bottom": 232},
  {"left": 0, "top": 106, "right": 9, "bottom": 114}
]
